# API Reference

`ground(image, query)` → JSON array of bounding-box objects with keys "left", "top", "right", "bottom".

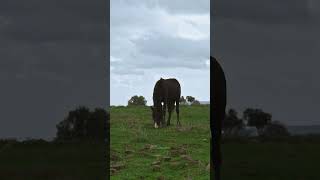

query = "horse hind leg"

[
  {"left": 176, "top": 101, "right": 180, "bottom": 126},
  {"left": 167, "top": 110, "right": 172, "bottom": 126}
]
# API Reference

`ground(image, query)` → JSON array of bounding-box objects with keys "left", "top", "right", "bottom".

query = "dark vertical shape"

[
  {"left": 210, "top": 0, "right": 214, "bottom": 178},
  {"left": 211, "top": 56, "right": 227, "bottom": 180},
  {"left": 106, "top": 0, "right": 110, "bottom": 179},
  {"left": 211, "top": 0, "right": 227, "bottom": 178}
]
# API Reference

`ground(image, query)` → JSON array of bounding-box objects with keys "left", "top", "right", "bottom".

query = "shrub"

[
  {"left": 260, "top": 121, "right": 290, "bottom": 137},
  {"left": 128, "top": 95, "right": 147, "bottom": 106}
]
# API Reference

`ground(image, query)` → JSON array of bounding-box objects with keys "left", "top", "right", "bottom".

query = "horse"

[
  {"left": 151, "top": 78, "right": 181, "bottom": 128},
  {"left": 211, "top": 56, "right": 227, "bottom": 180}
]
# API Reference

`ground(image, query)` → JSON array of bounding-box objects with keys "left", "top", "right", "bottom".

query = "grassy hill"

[
  {"left": 2, "top": 104, "right": 320, "bottom": 180},
  {"left": 0, "top": 141, "right": 106, "bottom": 180},
  {"left": 111, "top": 105, "right": 320, "bottom": 180},
  {"left": 221, "top": 136, "right": 320, "bottom": 180},
  {"left": 110, "top": 105, "right": 211, "bottom": 179}
]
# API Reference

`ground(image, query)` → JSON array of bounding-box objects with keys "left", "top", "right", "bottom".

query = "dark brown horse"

[
  {"left": 151, "top": 78, "right": 181, "bottom": 128},
  {"left": 211, "top": 56, "right": 227, "bottom": 180}
]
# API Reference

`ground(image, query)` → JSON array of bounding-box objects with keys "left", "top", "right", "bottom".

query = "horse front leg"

[
  {"left": 167, "top": 108, "right": 172, "bottom": 126},
  {"left": 162, "top": 103, "right": 167, "bottom": 126}
]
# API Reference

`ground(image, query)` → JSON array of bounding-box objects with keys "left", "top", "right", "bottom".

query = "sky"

[
  {"left": 0, "top": 0, "right": 108, "bottom": 139},
  {"left": 213, "top": 0, "right": 320, "bottom": 125},
  {"left": 2, "top": 0, "right": 319, "bottom": 140},
  {"left": 110, "top": 0, "right": 210, "bottom": 106}
]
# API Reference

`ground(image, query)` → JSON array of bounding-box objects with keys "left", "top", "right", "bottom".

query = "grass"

[
  {"left": 110, "top": 105, "right": 320, "bottom": 180},
  {"left": 2, "top": 104, "right": 320, "bottom": 180},
  {"left": 110, "top": 105, "right": 210, "bottom": 179},
  {"left": 0, "top": 141, "right": 106, "bottom": 180},
  {"left": 221, "top": 136, "right": 320, "bottom": 180}
]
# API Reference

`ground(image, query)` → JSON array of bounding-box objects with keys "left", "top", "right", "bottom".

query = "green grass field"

[
  {"left": 1, "top": 105, "right": 320, "bottom": 180},
  {"left": 0, "top": 141, "right": 106, "bottom": 180},
  {"left": 110, "top": 105, "right": 211, "bottom": 179},
  {"left": 221, "top": 137, "right": 320, "bottom": 180},
  {"left": 111, "top": 105, "right": 320, "bottom": 180}
]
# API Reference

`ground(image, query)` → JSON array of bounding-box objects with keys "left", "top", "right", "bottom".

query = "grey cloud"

[
  {"left": 110, "top": 52, "right": 209, "bottom": 76},
  {"left": 110, "top": 0, "right": 210, "bottom": 106},
  {"left": 0, "top": 0, "right": 106, "bottom": 43},
  {"left": 0, "top": 0, "right": 108, "bottom": 138},
  {"left": 112, "top": 0, "right": 209, "bottom": 15},
  {"left": 213, "top": 8, "right": 320, "bottom": 125},
  {"left": 132, "top": 54, "right": 209, "bottom": 70},
  {"left": 214, "top": 0, "right": 320, "bottom": 24},
  {"left": 155, "top": 0, "right": 209, "bottom": 14},
  {"left": 0, "top": 41, "right": 106, "bottom": 81},
  {"left": 132, "top": 34, "right": 209, "bottom": 60},
  {"left": 111, "top": 66, "right": 145, "bottom": 75},
  {"left": 111, "top": 0, "right": 209, "bottom": 75}
]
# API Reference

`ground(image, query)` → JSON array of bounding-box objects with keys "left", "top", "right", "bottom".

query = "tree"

[
  {"left": 56, "top": 119, "right": 72, "bottom": 140},
  {"left": 56, "top": 106, "right": 90, "bottom": 140},
  {"left": 186, "top": 96, "right": 195, "bottom": 104},
  {"left": 180, "top": 96, "right": 187, "bottom": 104},
  {"left": 87, "top": 108, "right": 108, "bottom": 140},
  {"left": 223, "top": 109, "right": 244, "bottom": 134},
  {"left": 261, "top": 121, "right": 290, "bottom": 137},
  {"left": 243, "top": 108, "right": 272, "bottom": 130},
  {"left": 191, "top": 100, "right": 201, "bottom": 105},
  {"left": 72, "top": 106, "right": 91, "bottom": 138},
  {"left": 128, "top": 95, "right": 147, "bottom": 106},
  {"left": 56, "top": 106, "right": 109, "bottom": 141}
]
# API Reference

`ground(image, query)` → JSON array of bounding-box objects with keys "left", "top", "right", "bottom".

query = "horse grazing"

[
  {"left": 211, "top": 56, "right": 227, "bottom": 180},
  {"left": 151, "top": 78, "right": 181, "bottom": 128}
]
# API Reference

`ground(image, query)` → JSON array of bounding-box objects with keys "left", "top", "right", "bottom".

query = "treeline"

[
  {"left": 127, "top": 95, "right": 202, "bottom": 106},
  {"left": 223, "top": 108, "right": 290, "bottom": 137},
  {"left": 55, "top": 106, "right": 109, "bottom": 142}
]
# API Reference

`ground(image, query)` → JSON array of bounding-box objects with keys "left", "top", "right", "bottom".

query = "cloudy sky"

[
  {"left": 213, "top": 0, "right": 320, "bottom": 125},
  {"left": 0, "top": 0, "right": 108, "bottom": 139},
  {"left": 110, "top": 0, "right": 210, "bottom": 106}
]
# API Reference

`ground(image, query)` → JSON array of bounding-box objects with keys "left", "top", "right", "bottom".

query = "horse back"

[
  {"left": 153, "top": 78, "right": 181, "bottom": 104},
  {"left": 163, "top": 79, "right": 181, "bottom": 101}
]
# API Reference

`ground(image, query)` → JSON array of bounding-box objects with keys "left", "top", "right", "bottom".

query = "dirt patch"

[
  {"left": 142, "top": 144, "right": 157, "bottom": 151},
  {"left": 169, "top": 160, "right": 186, "bottom": 169},
  {"left": 152, "top": 165, "right": 161, "bottom": 172},
  {"left": 110, "top": 150, "right": 121, "bottom": 161},
  {"left": 152, "top": 154, "right": 162, "bottom": 161},
  {"left": 162, "top": 156, "right": 171, "bottom": 162},
  {"left": 125, "top": 149, "right": 135, "bottom": 154},
  {"left": 169, "top": 145, "right": 187, "bottom": 157},
  {"left": 110, "top": 162, "right": 126, "bottom": 175},
  {"left": 180, "top": 155, "right": 199, "bottom": 165},
  {"left": 110, "top": 162, "right": 125, "bottom": 170},
  {"left": 137, "top": 151, "right": 152, "bottom": 158},
  {"left": 151, "top": 160, "right": 161, "bottom": 166}
]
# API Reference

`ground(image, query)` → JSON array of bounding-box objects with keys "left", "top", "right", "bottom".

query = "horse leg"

[
  {"left": 176, "top": 100, "right": 180, "bottom": 126},
  {"left": 167, "top": 102, "right": 174, "bottom": 126},
  {"left": 162, "top": 102, "right": 166, "bottom": 126}
]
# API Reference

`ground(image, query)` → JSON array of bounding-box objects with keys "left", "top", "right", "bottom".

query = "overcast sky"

[
  {"left": 110, "top": 0, "right": 210, "bottom": 106},
  {"left": 2, "top": 0, "right": 319, "bottom": 140},
  {"left": 0, "top": 0, "right": 108, "bottom": 139},
  {"left": 213, "top": 0, "right": 320, "bottom": 125}
]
